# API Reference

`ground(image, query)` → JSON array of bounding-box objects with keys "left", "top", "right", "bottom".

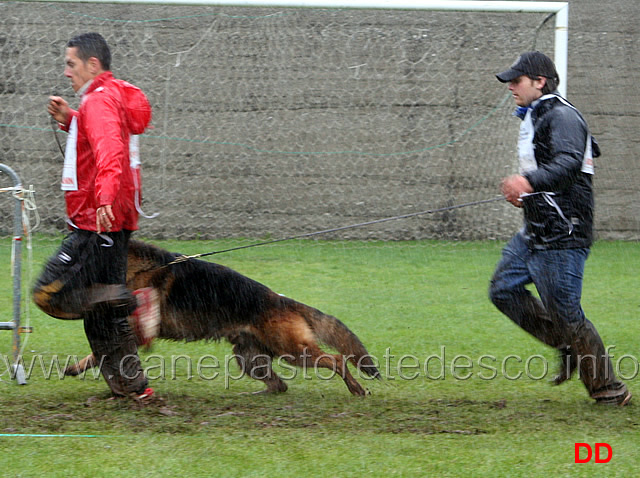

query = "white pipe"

[{"left": 554, "top": 2, "right": 569, "bottom": 97}]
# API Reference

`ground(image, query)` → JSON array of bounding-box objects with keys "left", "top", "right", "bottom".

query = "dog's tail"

[{"left": 298, "top": 303, "right": 381, "bottom": 380}]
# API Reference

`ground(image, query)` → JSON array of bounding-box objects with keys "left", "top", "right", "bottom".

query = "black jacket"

[{"left": 521, "top": 94, "right": 598, "bottom": 249}]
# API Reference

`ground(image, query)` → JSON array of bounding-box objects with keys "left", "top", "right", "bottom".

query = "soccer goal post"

[{"left": 1, "top": 0, "right": 569, "bottom": 242}]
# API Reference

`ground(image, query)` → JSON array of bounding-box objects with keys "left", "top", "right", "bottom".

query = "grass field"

[{"left": 0, "top": 236, "right": 638, "bottom": 477}]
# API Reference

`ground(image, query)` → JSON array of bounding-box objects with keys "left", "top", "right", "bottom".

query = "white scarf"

[{"left": 60, "top": 116, "right": 79, "bottom": 191}]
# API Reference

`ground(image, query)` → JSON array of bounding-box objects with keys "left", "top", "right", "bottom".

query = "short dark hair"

[
  {"left": 67, "top": 32, "right": 111, "bottom": 71},
  {"left": 526, "top": 74, "right": 559, "bottom": 95},
  {"left": 540, "top": 76, "right": 559, "bottom": 95}
]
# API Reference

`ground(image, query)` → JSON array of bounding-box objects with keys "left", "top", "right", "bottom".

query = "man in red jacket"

[{"left": 34, "top": 32, "right": 154, "bottom": 401}]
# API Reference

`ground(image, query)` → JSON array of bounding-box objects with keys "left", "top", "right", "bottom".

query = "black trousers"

[{"left": 33, "top": 229, "right": 148, "bottom": 396}]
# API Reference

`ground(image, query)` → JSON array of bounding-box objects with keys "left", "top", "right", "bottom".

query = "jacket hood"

[{"left": 118, "top": 80, "right": 152, "bottom": 134}]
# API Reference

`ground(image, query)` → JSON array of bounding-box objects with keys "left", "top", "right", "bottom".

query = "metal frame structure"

[{"left": 0, "top": 163, "right": 27, "bottom": 384}]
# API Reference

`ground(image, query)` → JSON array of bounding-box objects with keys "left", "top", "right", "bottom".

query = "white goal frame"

[{"left": 26, "top": 0, "right": 570, "bottom": 96}]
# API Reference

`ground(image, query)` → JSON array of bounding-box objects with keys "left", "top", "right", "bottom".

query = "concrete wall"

[
  {"left": 1, "top": 0, "right": 638, "bottom": 241},
  {"left": 564, "top": 0, "right": 640, "bottom": 239}
]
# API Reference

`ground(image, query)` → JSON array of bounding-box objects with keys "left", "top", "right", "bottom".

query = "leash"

[
  {"left": 47, "top": 117, "right": 506, "bottom": 268},
  {"left": 51, "top": 116, "right": 66, "bottom": 158},
  {"left": 163, "top": 195, "right": 506, "bottom": 267}
]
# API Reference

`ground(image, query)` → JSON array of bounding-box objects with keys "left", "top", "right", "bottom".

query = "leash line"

[
  {"left": 51, "top": 116, "right": 66, "bottom": 158},
  {"left": 166, "top": 196, "right": 506, "bottom": 266},
  {"left": 42, "top": 122, "right": 508, "bottom": 266}
]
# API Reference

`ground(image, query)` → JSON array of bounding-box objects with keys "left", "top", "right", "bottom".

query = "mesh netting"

[{"left": 0, "top": 2, "right": 559, "bottom": 241}]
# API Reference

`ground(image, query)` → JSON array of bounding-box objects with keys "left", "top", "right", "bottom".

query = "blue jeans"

[
  {"left": 489, "top": 231, "right": 625, "bottom": 398},
  {"left": 490, "top": 231, "right": 588, "bottom": 334}
]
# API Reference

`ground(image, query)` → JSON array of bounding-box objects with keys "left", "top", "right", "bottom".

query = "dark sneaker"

[
  {"left": 133, "top": 387, "right": 155, "bottom": 403},
  {"left": 107, "top": 387, "right": 155, "bottom": 403},
  {"left": 594, "top": 389, "right": 632, "bottom": 407},
  {"left": 131, "top": 287, "right": 160, "bottom": 348}
]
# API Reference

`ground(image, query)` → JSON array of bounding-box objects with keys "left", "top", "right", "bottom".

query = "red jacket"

[{"left": 61, "top": 71, "right": 151, "bottom": 231}]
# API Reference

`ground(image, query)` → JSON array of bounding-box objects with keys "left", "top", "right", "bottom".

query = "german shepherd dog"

[{"left": 65, "top": 240, "right": 381, "bottom": 396}]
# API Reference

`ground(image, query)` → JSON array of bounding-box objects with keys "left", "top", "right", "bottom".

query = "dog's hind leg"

[
  {"left": 261, "top": 314, "right": 368, "bottom": 396},
  {"left": 291, "top": 344, "right": 367, "bottom": 397},
  {"left": 230, "top": 332, "right": 288, "bottom": 394},
  {"left": 64, "top": 353, "right": 97, "bottom": 376}
]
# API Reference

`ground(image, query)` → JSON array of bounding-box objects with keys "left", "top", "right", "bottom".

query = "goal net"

[{"left": 1, "top": 1, "right": 561, "bottom": 242}]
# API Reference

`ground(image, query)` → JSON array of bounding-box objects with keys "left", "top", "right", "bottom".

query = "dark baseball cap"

[{"left": 496, "top": 51, "right": 559, "bottom": 83}]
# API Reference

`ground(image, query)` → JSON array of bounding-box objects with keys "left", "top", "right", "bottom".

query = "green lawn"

[{"left": 1, "top": 237, "right": 638, "bottom": 477}]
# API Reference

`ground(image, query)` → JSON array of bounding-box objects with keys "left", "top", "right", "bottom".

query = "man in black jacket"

[{"left": 489, "top": 51, "right": 630, "bottom": 405}]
